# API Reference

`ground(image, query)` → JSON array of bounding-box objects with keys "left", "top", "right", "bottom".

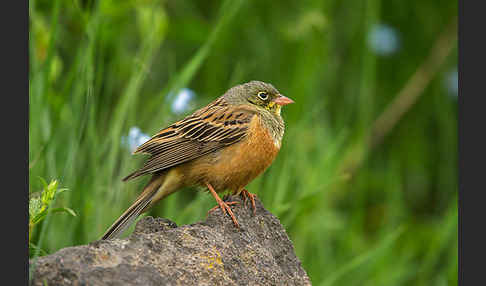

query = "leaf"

[
  {"left": 38, "top": 179, "right": 65, "bottom": 206},
  {"left": 49, "top": 207, "right": 77, "bottom": 217},
  {"left": 37, "top": 176, "right": 48, "bottom": 192},
  {"left": 31, "top": 207, "right": 77, "bottom": 226},
  {"left": 43, "top": 180, "right": 58, "bottom": 204},
  {"left": 29, "top": 197, "right": 42, "bottom": 220},
  {"left": 47, "top": 179, "right": 58, "bottom": 192},
  {"left": 31, "top": 212, "right": 48, "bottom": 226},
  {"left": 56, "top": 188, "right": 68, "bottom": 194}
]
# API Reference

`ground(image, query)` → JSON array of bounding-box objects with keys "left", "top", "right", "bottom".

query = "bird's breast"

[{"left": 203, "top": 115, "right": 281, "bottom": 192}]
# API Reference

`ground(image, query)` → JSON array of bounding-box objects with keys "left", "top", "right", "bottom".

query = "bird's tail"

[{"left": 101, "top": 175, "right": 164, "bottom": 240}]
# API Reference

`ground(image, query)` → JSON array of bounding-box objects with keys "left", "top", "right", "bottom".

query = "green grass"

[{"left": 29, "top": 0, "right": 457, "bottom": 285}]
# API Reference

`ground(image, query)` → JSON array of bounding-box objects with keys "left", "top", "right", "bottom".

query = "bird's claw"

[{"left": 240, "top": 189, "right": 257, "bottom": 215}]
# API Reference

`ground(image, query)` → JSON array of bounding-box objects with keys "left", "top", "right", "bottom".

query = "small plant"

[{"left": 29, "top": 178, "right": 76, "bottom": 255}]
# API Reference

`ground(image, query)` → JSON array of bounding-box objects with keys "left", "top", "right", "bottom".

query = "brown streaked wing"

[{"left": 122, "top": 97, "right": 255, "bottom": 181}]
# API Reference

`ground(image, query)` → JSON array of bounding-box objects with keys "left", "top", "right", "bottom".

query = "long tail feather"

[{"left": 101, "top": 176, "right": 162, "bottom": 240}]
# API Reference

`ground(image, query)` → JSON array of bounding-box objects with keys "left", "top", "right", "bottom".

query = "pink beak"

[{"left": 273, "top": 95, "right": 295, "bottom": 106}]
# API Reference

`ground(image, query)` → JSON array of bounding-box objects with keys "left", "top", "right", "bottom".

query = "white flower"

[
  {"left": 169, "top": 88, "right": 196, "bottom": 114},
  {"left": 122, "top": 126, "right": 151, "bottom": 153},
  {"left": 368, "top": 24, "right": 400, "bottom": 56},
  {"left": 137, "top": 134, "right": 151, "bottom": 148}
]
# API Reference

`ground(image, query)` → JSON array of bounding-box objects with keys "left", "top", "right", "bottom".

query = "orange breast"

[{"left": 203, "top": 114, "right": 280, "bottom": 193}]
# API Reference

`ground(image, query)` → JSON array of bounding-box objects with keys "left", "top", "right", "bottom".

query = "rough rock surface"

[{"left": 29, "top": 195, "right": 311, "bottom": 285}]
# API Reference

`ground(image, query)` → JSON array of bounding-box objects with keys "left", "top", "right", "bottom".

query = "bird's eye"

[{"left": 257, "top": 92, "right": 269, "bottom": 100}]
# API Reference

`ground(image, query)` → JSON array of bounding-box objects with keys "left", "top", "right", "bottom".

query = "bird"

[{"left": 101, "top": 80, "right": 294, "bottom": 240}]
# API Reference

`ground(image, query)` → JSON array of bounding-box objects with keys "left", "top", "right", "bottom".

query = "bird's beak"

[{"left": 273, "top": 94, "right": 295, "bottom": 106}]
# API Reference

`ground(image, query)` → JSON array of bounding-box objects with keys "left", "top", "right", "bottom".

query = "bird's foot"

[
  {"left": 207, "top": 201, "right": 238, "bottom": 215},
  {"left": 206, "top": 182, "right": 240, "bottom": 228},
  {"left": 240, "top": 189, "right": 257, "bottom": 215},
  {"left": 207, "top": 201, "right": 240, "bottom": 228}
]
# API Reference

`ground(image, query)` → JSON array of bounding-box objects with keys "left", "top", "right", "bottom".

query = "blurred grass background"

[{"left": 29, "top": 0, "right": 457, "bottom": 285}]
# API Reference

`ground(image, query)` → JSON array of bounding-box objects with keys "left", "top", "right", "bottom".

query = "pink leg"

[{"left": 206, "top": 183, "right": 239, "bottom": 228}]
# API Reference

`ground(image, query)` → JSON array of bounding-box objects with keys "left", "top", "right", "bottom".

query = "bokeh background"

[{"left": 29, "top": 0, "right": 457, "bottom": 285}]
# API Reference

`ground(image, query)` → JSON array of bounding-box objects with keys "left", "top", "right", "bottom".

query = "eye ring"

[{"left": 257, "top": 91, "right": 269, "bottom": 100}]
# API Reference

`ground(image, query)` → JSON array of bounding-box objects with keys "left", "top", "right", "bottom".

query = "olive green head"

[{"left": 223, "top": 80, "right": 294, "bottom": 116}]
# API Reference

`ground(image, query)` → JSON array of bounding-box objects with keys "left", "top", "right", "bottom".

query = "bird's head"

[{"left": 224, "top": 81, "right": 294, "bottom": 116}]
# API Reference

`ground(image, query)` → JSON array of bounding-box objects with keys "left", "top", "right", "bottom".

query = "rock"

[{"left": 29, "top": 195, "right": 311, "bottom": 285}]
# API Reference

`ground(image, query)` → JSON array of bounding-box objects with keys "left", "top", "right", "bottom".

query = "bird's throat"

[{"left": 259, "top": 111, "right": 285, "bottom": 148}]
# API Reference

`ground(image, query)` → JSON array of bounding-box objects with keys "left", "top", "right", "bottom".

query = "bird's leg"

[
  {"left": 206, "top": 183, "right": 239, "bottom": 228},
  {"left": 240, "top": 189, "right": 257, "bottom": 215},
  {"left": 207, "top": 202, "right": 238, "bottom": 214}
]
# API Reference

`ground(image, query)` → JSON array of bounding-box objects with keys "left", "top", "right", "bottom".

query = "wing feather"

[{"left": 123, "top": 97, "right": 255, "bottom": 181}]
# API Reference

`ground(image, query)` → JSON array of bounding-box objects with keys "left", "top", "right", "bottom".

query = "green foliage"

[
  {"left": 29, "top": 0, "right": 457, "bottom": 285},
  {"left": 29, "top": 178, "right": 76, "bottom": 254}
]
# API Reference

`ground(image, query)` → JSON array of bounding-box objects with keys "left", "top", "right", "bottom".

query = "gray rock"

[{"left": 29, "top": 195, "right": 311, "bottom": 285}]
